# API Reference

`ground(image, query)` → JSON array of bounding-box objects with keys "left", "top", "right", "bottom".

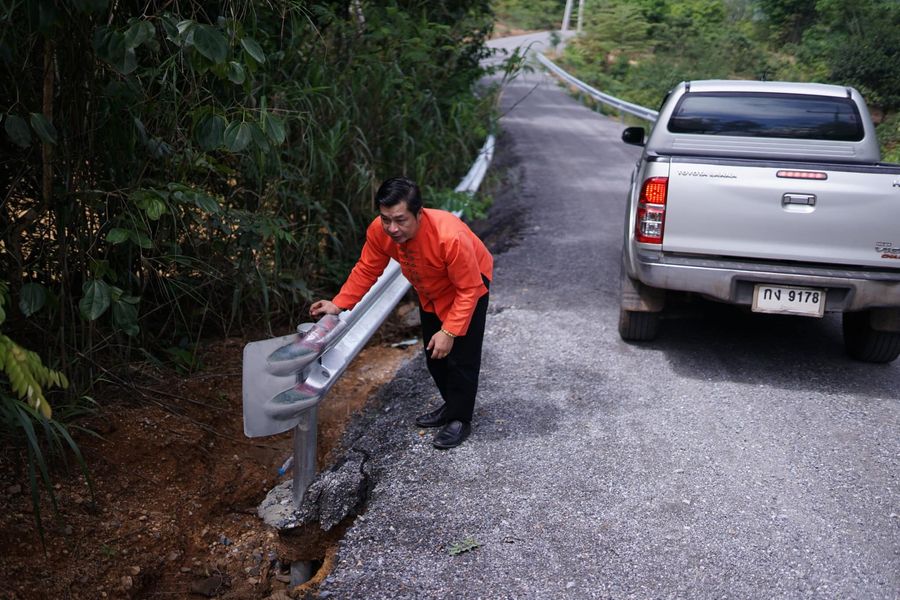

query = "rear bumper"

[{"left": 626, "top": 248, "right": 900, "bottom": 312}]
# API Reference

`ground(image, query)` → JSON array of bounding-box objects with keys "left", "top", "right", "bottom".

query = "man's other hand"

[
  {"left": 310, "top": 300, "right": 342, "bottom": 318},
  {"left": 426, "top": 330, "right": 455, "bottom": 360}
]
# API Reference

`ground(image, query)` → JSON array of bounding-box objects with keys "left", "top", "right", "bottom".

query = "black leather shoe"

[
  {"left": 432, "top": 420, "right": 471, "bottom": 449},
  {"left": 415, "top": 406, "right": 449, "bottom": 428}
]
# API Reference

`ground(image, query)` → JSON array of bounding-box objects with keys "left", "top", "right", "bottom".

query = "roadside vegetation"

[
  {"left": 501, "top": 0, "right": 900, "bottom": 161},
  {"left": 493, "top": 0, "right": 568, "bottom": 31},
  {"left": 1, "top": 0, "right": 498, "bottom": 537}
]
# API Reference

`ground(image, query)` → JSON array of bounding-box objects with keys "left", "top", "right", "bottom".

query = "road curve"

[{"left": 317, "top": 36, "right": 900, "bottom": 599}]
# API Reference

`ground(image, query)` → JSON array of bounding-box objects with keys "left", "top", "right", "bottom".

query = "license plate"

[{"left": 752, "top": 284, "right": 825, "bottom": 317}]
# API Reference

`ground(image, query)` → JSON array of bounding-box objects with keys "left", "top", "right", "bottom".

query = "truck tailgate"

[{"left": 662, "top": 160, "right": 900, "bottom": 269}]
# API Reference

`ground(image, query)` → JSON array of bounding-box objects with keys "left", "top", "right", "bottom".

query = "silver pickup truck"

[{"left": 619, "top": 79, "right": 900, "bottom": 363}]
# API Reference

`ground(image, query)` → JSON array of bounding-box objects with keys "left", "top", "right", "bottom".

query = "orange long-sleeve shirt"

[{"left": 332, "top": 208, "right": 493, "bottom": 336}]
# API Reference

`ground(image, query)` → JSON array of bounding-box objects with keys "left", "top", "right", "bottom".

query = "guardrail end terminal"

[
  {"left": 264, "top": 383, "right": 322, "bottom": 420},
  {"left": 265, "top": 316, "right": 347, "bottom": 376}
]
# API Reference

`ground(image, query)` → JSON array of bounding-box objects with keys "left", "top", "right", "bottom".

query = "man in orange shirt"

[{"left": 310, "top": 177, "right": 493, "bottom": 449}]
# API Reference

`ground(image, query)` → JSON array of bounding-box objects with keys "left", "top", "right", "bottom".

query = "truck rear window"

[{"left": 667, "top": 92, "right": 864, "bottom": 141}]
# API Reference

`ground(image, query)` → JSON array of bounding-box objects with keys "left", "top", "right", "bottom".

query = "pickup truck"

[{"left": 619, "top": 79, "right": 900, "bottom": 363}]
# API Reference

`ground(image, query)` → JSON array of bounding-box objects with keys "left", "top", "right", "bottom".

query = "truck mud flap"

[{"left": 620, "top": 264, "right": 666, "bottom": 312}]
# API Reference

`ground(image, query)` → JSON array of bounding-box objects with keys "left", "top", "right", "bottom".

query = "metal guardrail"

[
  {"left": 242, "top": 133, "right": 495, "bottom": 507},
  {"left": 535, "top": 52, "right": 659, "bottom": 123}
]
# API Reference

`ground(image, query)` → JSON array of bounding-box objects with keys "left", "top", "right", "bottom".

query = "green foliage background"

[
  {"left": 511, "top": 0, "right": 900, "bottom": 161},
  {"left": 1, "top": 0, "right": 496, "bottom": 385}
]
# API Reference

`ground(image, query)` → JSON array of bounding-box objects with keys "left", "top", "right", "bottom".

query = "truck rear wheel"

[
  {"left": 618, "top": 308, "right": 660, "bottom": 341},
  {"left": 842, "top": 310, "right": 900, "bottom": 363}
]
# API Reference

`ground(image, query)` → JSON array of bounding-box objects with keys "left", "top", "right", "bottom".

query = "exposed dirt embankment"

[{"left": 0, "top": 316, "right": 418, "bottom": 599}]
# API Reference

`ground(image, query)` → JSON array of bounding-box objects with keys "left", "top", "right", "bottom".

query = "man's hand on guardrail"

[{"left": 310, "top": 300, "right": 343, "bottom": 318}]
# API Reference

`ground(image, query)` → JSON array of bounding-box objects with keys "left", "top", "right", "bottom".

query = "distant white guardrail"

[
  {"left": 535, "top": 52, "right": 659, "bottom": 123},
  {"left": 242, "top": 134, "right": 495, "bottom": 507}
]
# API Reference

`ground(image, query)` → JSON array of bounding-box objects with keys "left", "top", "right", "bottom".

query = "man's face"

[{"left": 380, "top": 201, "right": 421, "bottom": 244}]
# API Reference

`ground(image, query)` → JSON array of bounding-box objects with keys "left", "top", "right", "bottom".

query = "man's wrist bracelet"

[{"left": 440, "top": 328, "right": 457, "bottom": 338}]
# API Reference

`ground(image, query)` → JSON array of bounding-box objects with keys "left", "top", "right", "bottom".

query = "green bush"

[{"left": 877, "top": 113, "right": 900, "bottom": 163}]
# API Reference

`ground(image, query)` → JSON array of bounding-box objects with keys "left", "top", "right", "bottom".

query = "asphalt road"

[{"left": 317, "top": 36, "right": 900, "bottom": 599}]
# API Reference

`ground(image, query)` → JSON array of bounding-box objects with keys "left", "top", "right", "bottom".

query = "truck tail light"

[{"left": 636, "top": 177, "right": 668, "bottom": 244}]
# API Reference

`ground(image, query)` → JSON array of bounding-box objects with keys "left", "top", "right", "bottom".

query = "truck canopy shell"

[{"left": 647, "top": 80, "right": 880, "bottom": 163}]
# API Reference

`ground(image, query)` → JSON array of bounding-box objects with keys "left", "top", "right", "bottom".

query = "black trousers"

[{"left": 419, "top": 282, "right": 489, "bottom": 424}]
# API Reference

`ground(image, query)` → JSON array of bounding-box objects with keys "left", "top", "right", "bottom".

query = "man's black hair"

[{"left": 375, "top": 176, "right": 422, "bottom": 215}]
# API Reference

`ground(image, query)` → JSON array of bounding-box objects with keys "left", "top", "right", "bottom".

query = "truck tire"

[
  {"left": 842, "top": 310, "right": 900, "bottom": 363},
  {"left": 618, "top": 308, "right": 660, "bottom": 341}
]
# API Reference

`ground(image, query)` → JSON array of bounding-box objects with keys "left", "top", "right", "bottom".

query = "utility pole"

[
  {"left": 561, "top": 0, "right": 574, "bottom": 33},
  {"left": 577, "top": 0, "right": 585, "bottom": 33}
]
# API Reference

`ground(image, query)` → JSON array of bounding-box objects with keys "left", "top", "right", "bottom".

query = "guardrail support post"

[{"left": 291, "top": 406, "right": 318, "bottom": 507}]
